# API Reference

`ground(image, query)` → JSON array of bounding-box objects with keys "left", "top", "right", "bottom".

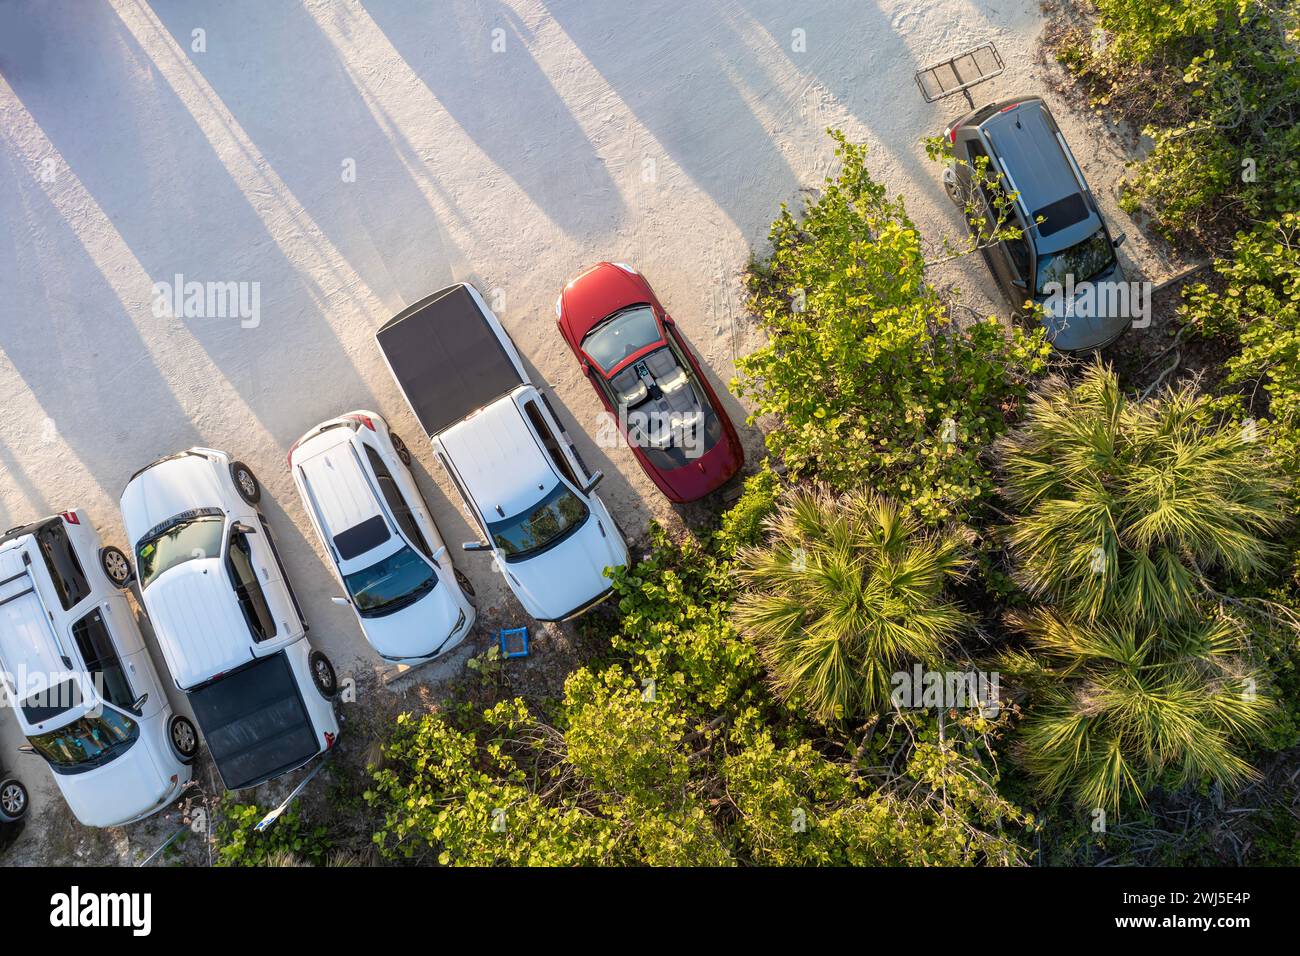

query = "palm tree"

[
  {"left": 734, "top": 486, "right": 972, "bottom": 722},
  {"left": 996, "top": 362, "right": 1290, "bottom": 626},
  {"left": 1001, "top": 608, "right": 1272, "bottom": 812}
]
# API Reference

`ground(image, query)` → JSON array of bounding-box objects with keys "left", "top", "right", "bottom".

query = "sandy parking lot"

[{"left": 0, "top": 0, "right": 1181, "bottom": 864}]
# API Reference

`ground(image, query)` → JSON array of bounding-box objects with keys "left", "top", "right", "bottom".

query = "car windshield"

[
  {"left": 136, "top": 513, "right": 225, "bottom": 589},
  {"left": 27, "top": 709, "right": 138, "bottom": 771},
  {"left": 582, "top": 305, "right": 663, "bottom": 371},
  {"left": 488, "top": 483, "right": 589, "bottom": 561},
  {"left": 1035, "top": 228, "right": 1115, "bottom": 295},
  {"left": 342, "top": 544, "right": 436, "bottom": 618}
]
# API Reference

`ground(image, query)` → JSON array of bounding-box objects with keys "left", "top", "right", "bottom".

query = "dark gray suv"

[{"left": 942, "top": 96, "right": 1130, "bottom": 350}]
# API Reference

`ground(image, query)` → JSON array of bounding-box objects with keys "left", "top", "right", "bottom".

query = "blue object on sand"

[{"left": 498, "top": 626, "right": 530, "bottom": 659}]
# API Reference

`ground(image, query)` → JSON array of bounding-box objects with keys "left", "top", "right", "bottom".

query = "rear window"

[
  {"left": 333, "top": 514, "right": 391, "bottom": 561},
  {"left": 1032, "top": 193, "right": 1089, "bottom": 238},
  {"left": 35, "top": 522, "right": 90, "bottom": 611}
]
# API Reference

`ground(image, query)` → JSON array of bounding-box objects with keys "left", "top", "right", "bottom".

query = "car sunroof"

[
  {"left": 334, "top": 514, "right": 391, "bottom": 562},
  {"left": 1032, "top": 193, "right": 1089, "bottom": 238}
]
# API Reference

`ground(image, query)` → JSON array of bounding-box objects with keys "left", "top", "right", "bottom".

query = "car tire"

[
  {"left": 99, "top": 545, "right": 134, "bottom": 589},
  {"left": 454, "top": 567, "right": 476, "bottom": 601},
  {"left": 168, "top": 715, "right": 200, "bottom": 764},
  {"left": 309, "top": 650, "right": 338, "bottom": 700},
  {"left": 230, "top": 461, "right": 261, "bottom": 505},
  {"left": 0, "top": 778, "right": 28, "bottom": 822},
  {"left": 943, "top": 167, "right": 963, "bottom": 206},
  {"left": 390, "top": 432, "right": 412, "bottom": 467}
]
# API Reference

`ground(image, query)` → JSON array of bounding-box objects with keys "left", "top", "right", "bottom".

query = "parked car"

[
  {"left": 555, "top": 262, "right": 745, "bottom": 502},
  {"left": 120, "top": 450, "right": 340, "bottom": 791},
  {"left": 289, "top": 411, "right": 477, "bottom": 663},
  {"left": 0, "top": 768, "right": 28, "bottom": 851},
  {"left": 941, "top": 96, "right": 1130, "bottom": 350},
  {"left": 0, "top": 512, "right": 194, "bottom": 827},
  {"left": 376, "top": 283, "right": 629, "bottom": 622}
]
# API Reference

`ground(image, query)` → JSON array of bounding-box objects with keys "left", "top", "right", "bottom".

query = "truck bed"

[{"left": 376, "top": 284, "right": 525, "bottom": 437}]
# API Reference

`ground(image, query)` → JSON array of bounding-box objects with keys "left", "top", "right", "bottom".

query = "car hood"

[
  {"left": 502, "top": 513, "right": 627, "bottom": 620},
  {"left": 55, "top": 737, "right": 175, "bottom": 828},
  {"left": 1037, "top": 261, "right": 1132, "bottom": 351},
  {"left": 122, "top": 454, "right": 225, "bottom": 544},
  {"left": 358, "top": 580, "right": 464, "bottom": 661}
]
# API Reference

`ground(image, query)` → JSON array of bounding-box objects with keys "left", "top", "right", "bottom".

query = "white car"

[
  {"left": 0, "top": 510, "right": 194, "bottom": 827},
  {"left": 120, "top": 449, "right": 340, "bottom": 792},
  {"left": 376, "top": 283, "right": 629, "bottom": 621},
  {"left": 289, "top": 411, "right": 476, "bottom": 662}
]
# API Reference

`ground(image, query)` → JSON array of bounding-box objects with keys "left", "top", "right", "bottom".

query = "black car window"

[
  {"left": 1032, "top": 193, "right": 1090, "bottom": 238},
  {"left": 35, "top": 522, "right": 90, "bottom": 611},
  {"left": 333, "top": 514, "right": 392, "bottom": 562},
  {"left": 227, "top": 531, "right": 277, "bottom": 641},
  {"left": 364, "top": 446, "right": 432, "bottom": 559},
  {"left": 523, "top": 400, "right": 580, "bottom": 488},
  {"left": 70, "top": 609, "right": 133, "bottom": 709}
]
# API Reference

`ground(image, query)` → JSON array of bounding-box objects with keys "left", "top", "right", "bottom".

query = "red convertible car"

[{"left": 556, "top": 262, "right": 744, "bottom": 503}]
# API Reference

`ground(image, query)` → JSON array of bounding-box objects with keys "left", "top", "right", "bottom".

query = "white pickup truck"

[{"left": 376, "top": 283, "right": 628, "bottom": 622}]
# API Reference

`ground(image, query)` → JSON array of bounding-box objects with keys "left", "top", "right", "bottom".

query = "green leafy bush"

[
  {"left": 1001, "top": 608, "right": 1273, "bottom": 812},
  {"left": 734, "top": 485, "right": 973, "bottom": 722},
  {"left": 736, "top": 131, "right": 1049, "bottom": 524},
  {"left": 214, "top": 799, "right": 332, "bottom": 867},
  {"left": 996, "top": 362, "right": 1290, "bottom": 625}
]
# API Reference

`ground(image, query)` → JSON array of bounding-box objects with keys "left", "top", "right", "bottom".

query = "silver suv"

[{"left": 942, "top": 96, "right": 1130, "bottom": 350}]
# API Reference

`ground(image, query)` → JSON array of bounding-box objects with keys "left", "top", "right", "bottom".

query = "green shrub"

[
  {"left": 214, "top": 799, "right": 332, "bottom": 867},
  {"left": 736, "top": 131, "right": 1049, "bottom": 524}
]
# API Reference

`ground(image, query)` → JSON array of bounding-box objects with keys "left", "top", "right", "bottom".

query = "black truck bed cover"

[
  {"left": 376, "top": 284, "right": 525, "bottom": 437},
  {"left": 187, "top": 651, "right": 319, "bottom": 791}
]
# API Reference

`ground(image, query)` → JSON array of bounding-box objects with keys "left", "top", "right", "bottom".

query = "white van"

[
  {"left": 0, "top": 511, "right": 195, "bottom": 828},
  {"left": 289, "top": 411, "right": 476, "bottom": 663},
  {"left": 120, "top": 450, "right": 340, "bottom": 792}
]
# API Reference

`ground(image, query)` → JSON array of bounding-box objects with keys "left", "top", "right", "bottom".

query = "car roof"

[
  {"left": 294, "top": 434, "right": 385, "bottom": 546},
  {"left": 977, "top": 101, "right": 1101, "bottom": 249},
  {"left": 0, "top": 544, "right": 71, "bottom": 693},
  {"left": 437, "top": 393, "right": 558, "bottom": 518},
  {"left": 142, "top": 558, "right": 254, "bottom": 689}
]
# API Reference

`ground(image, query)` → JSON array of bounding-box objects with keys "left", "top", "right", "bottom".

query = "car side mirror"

[
  {"left": 1011, "top": 278, "right": 1028, "bottom": 290},
  {"left": 582, "top": 470, "right": 605, "bottom": 494},
  {"left": 232, "top": 522, "right": 257, "bottom": 535},
  {"left": 432, "top": 545, "right": 447, "bottom": 562},
  {"left": 1113, "top": 233, "right": 1127, "bottom": 247},
  {"left": 17, "top": 744, "right": 34, "bottom": 755},
  {"left": 462, "top": 541, "right": 492, "bottom": 553},
  {"left": 130, "top": 693, "right": 149, "bottom": 713},
  {"left": 331, "top": 596, "right": 350, "bottom": 607}
]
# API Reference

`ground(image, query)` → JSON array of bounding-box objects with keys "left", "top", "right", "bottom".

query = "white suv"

[
  {"left": 0, "top": 511, "right": 194, "bottom": 827},
  {"left": 289, "top": 411, "right": 476, "bottom": 662},
  {"left": 120, "top": 449, "right": 340, "bottom": 792}
]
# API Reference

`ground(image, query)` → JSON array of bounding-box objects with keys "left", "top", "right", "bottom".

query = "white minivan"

[
  {"left": 0, "top": 511, "right": 195, "bottom": 827},
  {"left": 289, "top": 411, "right": 476, "bottom": 663},
  {"left": 120, "top": 449, "right": 340, "bottom": 792}
]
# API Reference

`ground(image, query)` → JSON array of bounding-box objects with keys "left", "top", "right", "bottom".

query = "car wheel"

[
  {"left": 0, "top": 778, "right": 28, "bottom": 822},
  {"left": 454, "top": 567, "right": 476, "bottom": 600},
  {"left": 168, "top": 715, "right": 200, "bottom": 764},
  {"left": 99, "top": 546, "right": 133, "bottom": 589},
  {"left": 390, "top": 432, "right": 412, "bottom": 467},
  {"left": 230, "top": 461, "right": 262, "bottom": 505},
  {"left": 309, "top": 650, "right": 338, "bottom": 699},
  {"left": 943, "top": 167, "right": 963, "bottom": 206}
]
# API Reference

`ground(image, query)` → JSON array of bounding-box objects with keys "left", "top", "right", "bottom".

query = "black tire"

[
  {"left": 230, "top": 461, "right": 261, "bottom": 505},
  {"left": 0, "top": 778, "right": 28, "bottom": 822},
  {"left": 454, "top": 567, "right": 476, "bottom": 600},
  {"left": 168, "top": 715, "right": 200, "bottom": 764},
  {"left": 309, "top": 650, "right": 337, "bottom": 699},
  {"left": 99, "top": 545, "right": 133, "bottom": 589},
  {"left": 391, "top": 432, "right": 412, "bottom": 467},
  {"left": 943, "top": 167, "right": 963, "bottom": 206}
]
